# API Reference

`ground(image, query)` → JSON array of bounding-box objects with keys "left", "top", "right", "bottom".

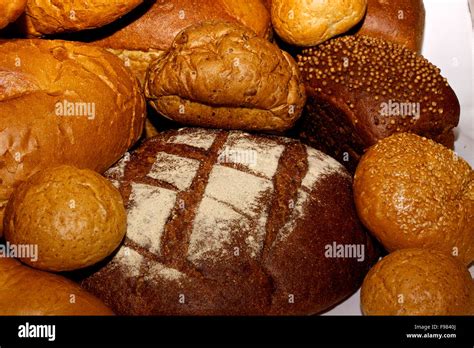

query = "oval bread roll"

[
  {"left": 0, "top": 39, "right": 146, "bottom": 237},
  {"left": 0, "top": 0, "right": 27, "bottom": 29},
  {"left": 21, "top": 0, "right": 143, "bottom": 36},
  {"left": 0, "top": 258, "right": 114, "bottom": 315},
  {"left": 145, "top": 21, "right": 306, "bottom": 133}
]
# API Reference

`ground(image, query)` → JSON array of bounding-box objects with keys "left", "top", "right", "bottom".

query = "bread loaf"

[
  {"left": 20, "top": 0, "right": 143, "bottom": 36},
  {"left": 0, "top": 0, "right": 26, "bottom": 29},
  {"left": 295, "top": 36, "right": 460, "bottom": 172},
  {"left": 0, "top": 258, "right": 114, "bottom": 315},
  {"left": 4, "top": 166, "right": 127, "bottom": 272},
  {"left": 0, "top": 39, "right": 146, "bottom": 236},
  {"left": 145, "top": 21, "right": 306, "bottom": 133},
  {"left": 85, "top": 0, "right": 272, "bottom": 84},
  {"left": 271, "top": 0, "right": 367, "bottom": 46},
  {"left": 356, "top": 0, "right": 425, "bottom": 53},
  {"left": 81, "top": 128, "right": 377, "bottom": 315}
]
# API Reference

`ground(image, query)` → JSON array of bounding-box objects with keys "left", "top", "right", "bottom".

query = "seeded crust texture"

[
  {"left": 354, "top": 133, "right": 474, "bottom": 266},
  {"left": 296, "top": 35, "right": 460, "bottom": 172},
  {"left": 0, "top": 0, "right": 26, "bottom": 29},
  {"left": 81, "top": 128, "right": 377, "bottom": 315},
  {"left": 145, "top": 21, "right": 306, "bottom": 133},
  {"left": 0, "top": 39, "right": 146, "bottom": 237},
  {"left": 361, "top": 249, "right": 474, "bottom": 315}
]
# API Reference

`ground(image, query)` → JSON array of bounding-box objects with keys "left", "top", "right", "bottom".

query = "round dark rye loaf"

[{"left": 81, "top": 128, "right": 376, "bottom": 315}]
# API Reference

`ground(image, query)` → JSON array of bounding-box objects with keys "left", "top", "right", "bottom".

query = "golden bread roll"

[
  {"left": 145, "top": 21, "right": 306, "bottom": 132},
  {"left": 0, "top": 39, "right": 146, "bottom": 237},
  {"left": 4, "top": 166, "right": 127, "bottom": 272},
  {"left": 361, "top": 249, "right": 474, "bottom": 315},
  {"left": 21, "top": 0, "right": 143, "bottom": 36},
  {"left": 0, "top": 0, "right": 26, "bottom": 29},
  {"left": 0, "top": 258, "right": 114, "bottom": 315},
  {"left": 354, "top": 133, "right": 474, "bottom": 265},
  {"left": 271, "top": 0, "right": 367, "bottom": 46},
  {"left": 88, "top": 0, "right": 272, "bottom": 85}
]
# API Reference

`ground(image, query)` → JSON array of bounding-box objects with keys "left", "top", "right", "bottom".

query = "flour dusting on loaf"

[{"left": 82, "top": 128, "right": 375, "bottom": 315}]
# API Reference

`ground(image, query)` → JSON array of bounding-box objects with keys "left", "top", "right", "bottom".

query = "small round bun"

[
  {"left": 361, "top": 249, "right": 474, "bottom": 315},
  {"left": 4, "top": 165, "right": 127, "bottom": 272},
  {"left": 271, "top": 0, "right": 367, "bottom": 46},
  {"left": 354, "top": 133, "right": 474, "bottom": 265},
  {"left": 0, "top": 0, "right": 26, "bottom": 29}
]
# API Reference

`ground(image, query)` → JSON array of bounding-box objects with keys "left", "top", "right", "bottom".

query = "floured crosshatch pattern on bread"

[{"left": 82, "top": 128, "right": 376, "bottom": 315}]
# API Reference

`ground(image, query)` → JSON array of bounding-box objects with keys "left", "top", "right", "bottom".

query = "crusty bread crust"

[
  {"left": 0, "top": 39, "right": 146, "bottom": 236},
  {"left": 81, "top": 128, "right": 377, "bottom": 315}
]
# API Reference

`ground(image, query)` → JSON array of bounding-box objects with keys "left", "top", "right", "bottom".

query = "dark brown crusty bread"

[
  {"left": 145, "top": 21, "right": 306, "bottom": 133},
  {"left": 356, "top": 0, "right": 425, "bottom": 53},
  {"left": 80, "top": 128, "right": 377, "bottom": 315},
  {"left": 295, "top": 35, "right": 460, "bottom": 172},
  {"left": 0, "top": 258, "right": 114, "bottom": 315},
  {"left": 0, "top": 39, "right": 146, "bottom": 237},
  {"left": 86, "top": 0, "right": 272, "bottom": 84}
]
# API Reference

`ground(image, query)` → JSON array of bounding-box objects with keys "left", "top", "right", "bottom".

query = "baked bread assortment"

[
  {"left": 0, "top": 39, "right": 145, "bottom": 236},
  {"left": 145, "top": 21, "right": 306, "bottom": 133},
  {"left": 4, "top": 166, "right": 127, "bottom": 272},
  {"left": 20, "top": 0, "right": 143, "bottom": 36},
  {"left": 0, "top": 0, "right": 26, "bottom": 29},
  {"left": 0, "top": 0, "right": 471, "bottom": 317},
  {"left": 354, "top": 133, "right": 474, "bottom": 266},
  {"left": 361, "top": 249, "right": 474, "bottom": 316},
  {"left": 81, "top": 128, "right": 376, "bottom": 315},
  {"left": 356, "top": 0, "right": 425, "bottom": 53},
  {"left": 295, "top": 35, "right": 460, "bottom": 171},
  {"left": 271, "top": 0, "right": 367, "bottom": 46},
  {"left": 88, "top": 0, "right": 272, "bottom": 84},
  {"left": 0, "top": 258, "right": 114, "bottom": 315}
]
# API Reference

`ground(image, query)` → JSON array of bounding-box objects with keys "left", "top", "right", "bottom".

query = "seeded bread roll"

[
  {"left": 86, "top": 0, "right": 272, "bottom": 85},
  {"left": 0, "top": 39, "right": 146, "bottom": 237},
  {"left": 354, "top": 133, "right": 474, "bottom": 266},
  {"left": 356, "top": 0, "right": 425, "bottom": 53},
  {"left": 0, "top": 0, "right": 26, "bottom": 29},
  {"left": 295, "top": 36, "right": 460, "bottom": 172},
  {"left": 20, "top": 0, "right": 143, "bottom": 36},
  {"left": 80, "top": 128, "right": 377, "bottom": 315},
  {"left": 145, "top": 21, "right": 306, "bottom": 133},
  {"left": 0, "top": 258, "right": 114, "bottom": 315}
]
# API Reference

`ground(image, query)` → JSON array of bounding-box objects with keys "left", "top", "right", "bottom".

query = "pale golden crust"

[
  {"left": 145, "top": 21, "right": 306, "bottom": 132},
  {"left": 0, "top": 258, "right": 114, "bottom": 315},
  {"left": 21, "top": 0, "right": 143, "bottom": 36},
  {"left": 0, "top": 39, "right": 146, "bottom": 237},
  {"left": 361, "top": 249, "right": 474, "bottom": 315},
  {"left": 354, "top": 133, "right": 474, "bottom": 265},
  {"left": 271, "top": 0, "right": 367, "bottom": 46},
  {"left": 4, "top": 166, "right": 127, "bottom": 272}
]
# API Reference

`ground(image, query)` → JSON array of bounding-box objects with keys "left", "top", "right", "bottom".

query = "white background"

[{"left": 325, "top": 0, "right": 474, "bottom": 315}]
